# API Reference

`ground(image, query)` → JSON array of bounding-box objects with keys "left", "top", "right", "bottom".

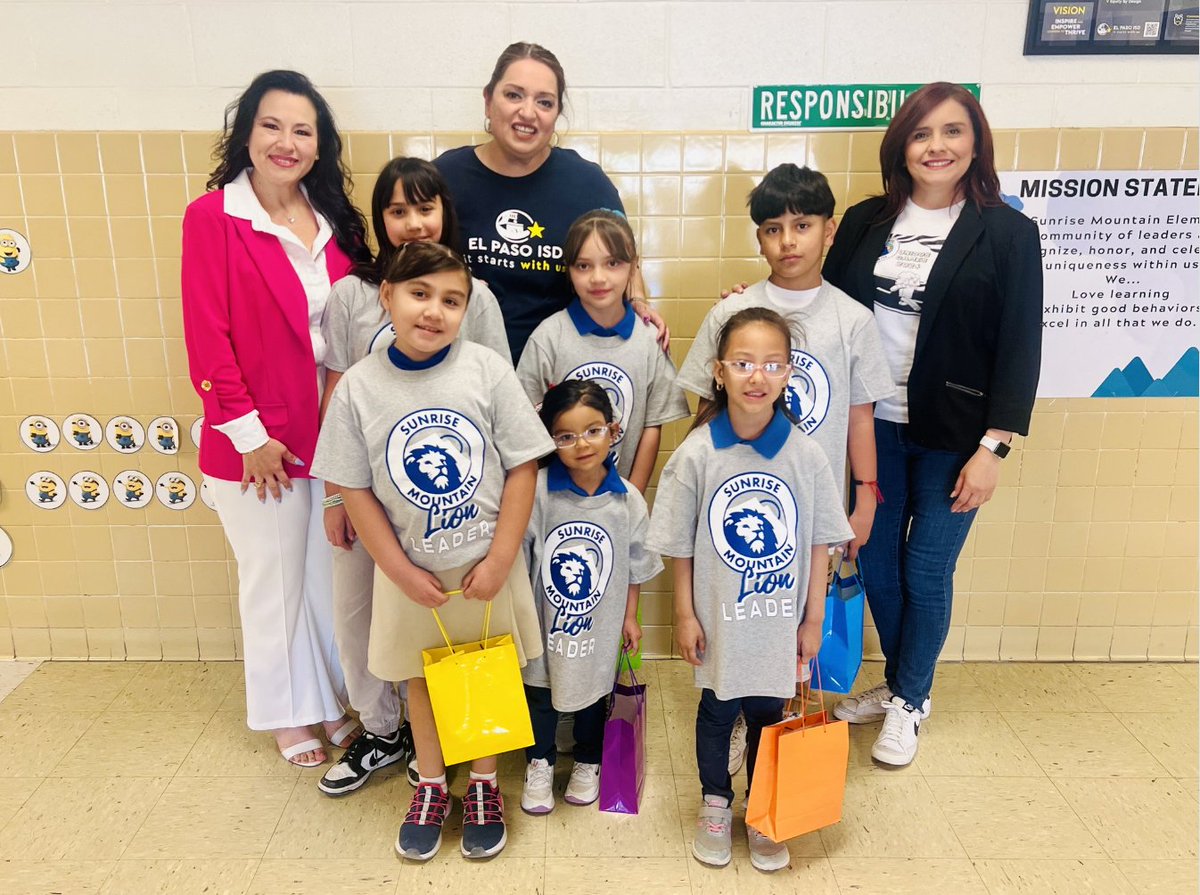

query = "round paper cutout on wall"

[
  {"left": 105, "top": 416, "right": 145, "bottom": 453},
  {"left": 112, "top": 470, "right": 153, "bottom": 508},
  {"left": 156, "top": 471, "right": 196, "bottom": 510},
  {"left": 190, "top": 417, "right": 204, "bottom": 449},
  {"left": 0, "top": 228, "right": 31, "bottom": 276},
  {"left": 199, "top": 478, "right": 217, "bottom": 511},
  {"left": 20, "top": 415, "right": 60, "bottom": 452},
  {"left": 0, "top": 528, "right": 12, "bottom": 567},
  {"left": 69, "top": 471, "right": 111, "bottom": 509},
  {"left": 148, "top": 416, "right": 181, "bottom": 455},
  {"left": 62, "top": 413, "right": 102, "bottom": 450},
  {"left": 26, "top": 471, "right": 66, "bottom": 509}
]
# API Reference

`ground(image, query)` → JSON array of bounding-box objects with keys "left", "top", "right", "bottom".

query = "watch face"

[{"left": 993, "top": 441, "right": 1011, "bottom": 458}]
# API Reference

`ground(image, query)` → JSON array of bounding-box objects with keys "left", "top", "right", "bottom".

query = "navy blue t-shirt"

[{"left": 435, "top": 146, "right": 623, "bottom": 362}]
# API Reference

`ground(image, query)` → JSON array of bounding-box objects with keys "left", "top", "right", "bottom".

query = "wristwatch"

[{"left": 979, "top": 435, "right": 1011, "bottom": 459}]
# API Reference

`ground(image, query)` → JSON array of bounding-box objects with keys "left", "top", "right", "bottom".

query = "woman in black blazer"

[{"left": 823, "top": 83, "right": 1042, "bottom": 767}]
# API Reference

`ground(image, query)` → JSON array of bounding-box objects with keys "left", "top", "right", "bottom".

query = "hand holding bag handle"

[{"left": 429, "top": 594, "right": 491, "bottom": 655}]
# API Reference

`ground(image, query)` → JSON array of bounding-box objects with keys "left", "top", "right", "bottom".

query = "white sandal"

[
  {"left": 280, "top": 738, "right": 326, "bottom": 768},
  {"left": 327, "top": 718, "right": 363, "bottom": 749}
]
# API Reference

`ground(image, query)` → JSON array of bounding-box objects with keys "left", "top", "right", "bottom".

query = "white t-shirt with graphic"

[
  {"left": 521, "top": 468, "right": 662, "bottom": 711},
  {"left": 872, "top": 199, "right": 965, "bottom": 423},
  {"left": 675, "top": 280, "right": 894, "bottom": 479},
  {"left": 312, "top": 341, "right": 553, "bottom": 571}
]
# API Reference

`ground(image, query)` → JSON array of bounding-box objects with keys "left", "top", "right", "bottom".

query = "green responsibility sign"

[{"left": 752, "top": 84, "right": 982, "bottom": 130}]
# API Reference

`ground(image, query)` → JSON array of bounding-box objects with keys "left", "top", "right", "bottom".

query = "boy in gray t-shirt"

[{"left": 675, "top": 164, "right": 893, "bottom": 554}]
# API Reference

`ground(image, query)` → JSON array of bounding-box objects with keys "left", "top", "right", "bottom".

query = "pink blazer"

[{"left": 181, "top": 189, "right": 353, "bottom": 481}]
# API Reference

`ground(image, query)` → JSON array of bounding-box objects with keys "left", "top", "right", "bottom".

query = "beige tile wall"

[{"left": 0, "top": 127, "right": 1196, "bottom": 662}]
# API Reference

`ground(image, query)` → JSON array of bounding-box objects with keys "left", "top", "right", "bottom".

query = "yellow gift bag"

[{"left": 422, "top": 600, "right": 534, "bottom": 766}]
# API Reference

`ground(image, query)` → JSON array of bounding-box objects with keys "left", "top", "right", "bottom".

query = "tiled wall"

[{"left": 0, "top": 126, "right": 1196, "bottom": 662}]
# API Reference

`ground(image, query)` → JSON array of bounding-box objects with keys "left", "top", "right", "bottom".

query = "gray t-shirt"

[
  {"left": 516, "top": 307, "right": 690, "bottom": 479},
  {"left": 312, "top": 341, "right": 553, "bottom": 571},
  {"left": 521, "top": 464, "right": 662, "bottom": 711},
  {"left": 675, "top": 280, "right": 894, "bottom": 478},
  {"left": 646, "top": 410, "right": 854, "bottom": 701},
  {"left": 322, "top": 273, "right": 512, "bottom": 371}
]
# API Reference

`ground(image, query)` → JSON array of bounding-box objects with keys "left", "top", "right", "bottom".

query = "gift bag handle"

[
  {"left": 790, "top": 659, "right": 830, "bottom": 726},
  {"left": 614, "top": 643, "right": 641, "bottom": 692},
  {"left": 430, "top": 594, "right": 492, "bottom": 656}
]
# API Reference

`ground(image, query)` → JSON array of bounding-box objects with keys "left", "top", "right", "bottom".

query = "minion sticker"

[
  {"left": 105, "top": 416, "right": 145, "bottom": 453},
  {"left": 156, "top": 471, "right": 196, "bottom": 510},
  {"left": 62, "top": 413, "right": 102, "bottom": 451},
  {"left": 0, "top": 229, "right": 30, "bottom": 275},
  {"left": 25, "top": 471, "right": 66, "bottom": 509},
  {"left": 69, "top": 471, "right": 110, "bottom": 510},
  {"left": 113, "top": 470, "right": 152, "bottom": 508},
  {"left": 0, "top": 528, "right": 12, "bottom": 568},
  {"left": 199, "top": 478, "right": 217, "bottom": 511},
  {"left": 148, "top": 416, "right": 180, "bottom": 455},
  {"left": 20, "top": 415, "right": 60, "bottom": 452}
]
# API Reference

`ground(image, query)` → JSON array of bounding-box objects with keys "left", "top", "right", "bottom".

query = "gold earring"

[
  {"left": 550, "top": 131, "right": 560, "bottom": 148},
  {"left": 715, "top": 381, "right": 724, "bottom": 392}
]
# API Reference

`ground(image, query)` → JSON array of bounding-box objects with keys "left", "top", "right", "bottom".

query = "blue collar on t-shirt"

[
  {"left": 567, "top": 298, "right": 636, "bottom": 340},
  {"left": 387, "top": 344, "right": 450, "bottom": 370},
  {"left": 547, "top": 454, "right": 627, "bottom": 496},
  {"left": 709, "top": 408, "right": 791, "bottom": 459}
]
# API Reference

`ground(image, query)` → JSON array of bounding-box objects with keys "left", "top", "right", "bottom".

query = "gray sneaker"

[
  {"left": 692, "top": 795, "right": 733, "bottom": 867},
  {"left": 747, "top": 824, "right": 790, "bottom": 871},
  {"left": 834, "top": 682, "right": 931, "bottom": 724}
]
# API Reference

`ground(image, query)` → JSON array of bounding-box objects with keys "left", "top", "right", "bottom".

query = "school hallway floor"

[{"left": 0, "top": 658, "right": 1195, "bottom": 895}]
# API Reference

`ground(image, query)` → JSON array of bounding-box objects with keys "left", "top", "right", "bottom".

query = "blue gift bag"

[{"left": 811, "top": 560, "right": 865, "bottom": 694}]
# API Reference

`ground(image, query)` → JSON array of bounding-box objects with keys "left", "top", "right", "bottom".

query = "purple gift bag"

[{"left": 598, "top": 649, "right": 646, "bottom": 814}]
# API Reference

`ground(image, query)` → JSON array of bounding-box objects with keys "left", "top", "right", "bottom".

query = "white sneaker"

[
  {"left": 747, "top": 824, "right": 790, "bottom": 872},
  {"left": 564, "top": 761, "right": 600, "bottom": 806},
  {"left": 692, "top": 796, "right": 732, "bottom": 867},
  {"left": 520, "top": 758, "right": 555, "bottom": 815},
  {"left": 871, "top": 696, "right": 921, "bottom": 766},
  {"left": 834, "top": 682, "right": 931, "bottom": 724},
  {"left": 727, "top": 713, "right": 748, "bottom": 775}
]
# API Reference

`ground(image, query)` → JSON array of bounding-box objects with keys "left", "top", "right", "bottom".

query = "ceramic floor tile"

[
  {"left": 175, "top": 711, "right": 303, "bottom": 779},
  {"left": 0, "top": 661, "right": 40, "bottom": 701},
  {"left": 1072, "top": 664, "right": 1199, "bottom": 714},
  {"left": 829, "top": 857, "right": 988, "bottom": 894},
  {"left": 1007, "top": 711, "right": 1170, "bottom": 777},
  {"left": 1054, "top": 777, "right": 1198, "bottom": 859},
  {"left": 546, "top": 773, "right": 681, "bottom": 857},
  {"left": 688, "top": 855, "right": 840, "bottom": 893},
  {"left": 263, "top": 775, "right": 411, "bottom": 860},
  {"left": 1181, "top": 778, "right": 1199, "bottom": 801},
  {"left": 0, "top": 860, "right": 116, "bottom": 895},
  {"left": 0, "top": 778, "right": 39, "bottom": 828},
  {"left": 674, "top": 778, "right": 825, "bottom": 859},
  {"left": 0, "top": 710, "right": 98, "bottom": 776},
  {"left": 926, "top": 776, "right": 1105, "bottom": 859},
  {"left": 1170, "top": 663, "right": 1198, "bottom": 684},
  {"left": 0, "top": 776, "right": 169, "bottom": 860},
  {"left": 965, "top": 663, "right": 1097, "bottom": 712},
  {"left": 664, "top": 709, "right": 698, "bottom": 776},
  {"left": 818, "top": 776, "right": 964, "bottom": 858},
  {"left": 1115, "top": 859, "right": 1200, "bottom": 895},
  {"left": 52, "top": 710, "right": 212, "bottom": 777},
  {"left": 407, "top": 853, "right": 545, "bottom": 893},
  {"left": 124, "top": 777, "right": 297, "bottom": 860},
  {"left": 916, "top": 711, "right": 1044, "bottom": 777},
  {"left": 247, "top": 859, "right": 400, "bottom": 895},
  {"left": 544, "top": 856, "right": 689, "bottom": 893},
  {"left": 928, "top": 662, "right": 1001, "bottom": 712},
  {"left": 1118, "top": 705, "right": 1200, "bottom": 777},
  {"left": 111, "top": 662, "right": 241, "bottom": 713},
  {"left": 0, "top": 662, "right": 145, "bottom": 713},
  {"left": 972, "top": 858, "right": 1136, "bottom": 894},
  {"left": 100, "top": 859, "right": 259, "bottom": 895}
]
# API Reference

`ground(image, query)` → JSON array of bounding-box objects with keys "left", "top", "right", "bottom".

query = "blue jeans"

[
  {"left": 858, "top": 419, "right": 977, "bottom": 707},
  {"left": 695, "top": 689, "right": 785, "bottom": 804}
]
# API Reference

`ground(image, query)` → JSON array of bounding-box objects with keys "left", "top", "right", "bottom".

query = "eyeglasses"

[
  {"left": 552, "top": 424, "right": 614, "bottom": 450},
  {"left": 718, "top": 360, "right": 792, "bottom": 379}
]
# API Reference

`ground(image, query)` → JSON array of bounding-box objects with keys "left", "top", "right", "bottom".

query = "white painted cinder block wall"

[{"left": 8, "top": 1, "right": 1199, "bottom": 131}]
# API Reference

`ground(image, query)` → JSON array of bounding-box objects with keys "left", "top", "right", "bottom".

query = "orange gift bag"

[{"left": 745, "top": 665, "right": 849, "bottom": 841}]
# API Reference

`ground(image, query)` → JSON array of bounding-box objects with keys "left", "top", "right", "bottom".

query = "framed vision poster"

[{"left": 1024, "top": 0, "right": 1199, "bottom": 54}]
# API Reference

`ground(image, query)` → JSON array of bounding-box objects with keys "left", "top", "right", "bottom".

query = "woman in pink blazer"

[{"left": 182, "top": 70, "right": 371, "bottom": 767}]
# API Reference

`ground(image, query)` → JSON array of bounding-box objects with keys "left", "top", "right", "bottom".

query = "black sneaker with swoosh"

[{"left": 318, "top": 722, "right": 413, "bottom": 796}]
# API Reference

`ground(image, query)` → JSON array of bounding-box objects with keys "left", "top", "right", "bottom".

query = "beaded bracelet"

[{"left": 321, "top": 494, "right": 344, "bottom": 509}]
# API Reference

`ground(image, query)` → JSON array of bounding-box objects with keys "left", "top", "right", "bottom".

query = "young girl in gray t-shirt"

[{"left": 647, "top": 307, "right": 853, "bottom": 873}]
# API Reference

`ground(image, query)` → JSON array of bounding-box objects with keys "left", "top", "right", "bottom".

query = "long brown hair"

[
  {"left": 484, "top": 42, "right": 567, "bottom": 113},
  {"left": 563, "top": 209, "right": 638, "bottom": 298},
  {"left": 690, "top": 308, "right": 794, "bottom": 433},
  {"left": 876, "top": 82, "right": 1001, "bottom": 221}
]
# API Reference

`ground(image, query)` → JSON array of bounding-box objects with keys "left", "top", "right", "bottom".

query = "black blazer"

[{"left": 823, "top": 196, "right": 1043, "bottom": 454}]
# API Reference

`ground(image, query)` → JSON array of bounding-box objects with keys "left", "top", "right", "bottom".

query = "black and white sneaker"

[
  {"left": 871, "top": 696, "right": 921, "bottom": 766},
  {"left": 318, "top": 723, "right": 413, "bottom": 796}
]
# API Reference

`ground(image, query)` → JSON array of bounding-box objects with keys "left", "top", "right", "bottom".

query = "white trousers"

[
  {"left": 333, "top": 539, "right": 403, "bottom": 734},
  {"left": 209, "top": 477, "right": 347, "bottom": 730}
]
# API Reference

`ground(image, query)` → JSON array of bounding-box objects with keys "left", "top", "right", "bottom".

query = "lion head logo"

[
  {"left": 549, "top": 550, "right": 597, "bottom": 604},
  {"left": 403, "top": 436, "right": 467, "bottom": 493},
  {"left": 723, "top": 501, "right": 781, "bottom": 558}
]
